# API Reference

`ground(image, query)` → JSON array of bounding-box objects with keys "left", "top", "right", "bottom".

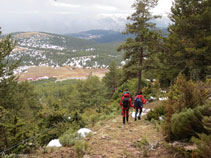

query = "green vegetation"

[
  {"left": 0, "top": 0, "right": 211, "bottom": 157},
  {"left": 156, "top": 0, "right": 211, "bottom": 85},
  {"left": 117, "top": 0, "right": 163, "bottom": 94}
]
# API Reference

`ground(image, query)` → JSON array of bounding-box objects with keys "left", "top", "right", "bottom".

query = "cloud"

[
  {"left": 93, "top": 4, "right": 117, "bottom": 11},
  {"left": 0, "top": 0, "right": 172, "bottom": 34},
  {"left": 50, "top": 1, "right": 80, "bottom": 8},
  {"left": 152, "top": 0, "right": 173, "bottom": 15}
]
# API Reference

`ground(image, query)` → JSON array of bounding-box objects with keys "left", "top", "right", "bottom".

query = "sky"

[{"left": 0, "top": 0, "right": 173, "bottom": 34}]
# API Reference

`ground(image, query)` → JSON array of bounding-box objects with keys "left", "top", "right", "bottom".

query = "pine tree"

[
  {"left": 102, "top": 61, "right": 121, "bottom": 97},
  {"left": 117, "top": 0, "right": 162, "bottom": 94},
  {"left": 161, "top": 0, "right": 211, "bottom": 82},
  {"left": 0, "top": 29, "right": 41, "bottom": 153}
]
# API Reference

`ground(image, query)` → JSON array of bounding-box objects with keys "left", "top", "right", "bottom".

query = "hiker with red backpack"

[
  {"left": 120, "top": 93, "right": 133, "bottom": 124},
  {"left": 133, "top": 91, "right": 147, "bottom": 121}
]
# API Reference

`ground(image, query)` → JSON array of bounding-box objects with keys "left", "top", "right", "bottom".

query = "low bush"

[
  {"left": 146, "top": 104, "right": 166, "bottom": 121},
  {"left": 191, "top": 133, "right": 211, "bottom": 158},
  {"left": 165, "top": 101, "right": 210, "bottom": 141},
  {"left": 59, "top": 129, "right": 78, "bottom": 147},
  {"left": 74, "top": 140, "right": 89, "bottom": 158},
  {"left": 162, "top": 74, "right": 211, "bottom": 140}
]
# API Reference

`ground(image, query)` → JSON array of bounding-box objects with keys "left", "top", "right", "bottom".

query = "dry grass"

[
  {"left": 146, "top": 101, "right": 163, "bottom": 109},
  {"left": 17, "top": 66, "right": 109, "bottom": 81}
]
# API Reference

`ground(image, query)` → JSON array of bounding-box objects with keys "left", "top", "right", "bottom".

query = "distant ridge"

[
  {"left": 64, "top": 29, "right": 131, "bottom": 43},
  {"left": 64, "top": 28, "right": 168, "bottom": 43}
]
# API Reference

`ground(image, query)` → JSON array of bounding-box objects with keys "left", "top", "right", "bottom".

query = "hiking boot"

[
  {"left": 126, "top": 116, "right": 129, "bottom": 122},
  {"left": 134, "top": 117, "right": 137, "bottom": 121},
  {"left": 123, "top": 117, "right": 125, "bottom": 124},
  {"left": 138, "top": 116, "right": 141, "bottom": 120}
]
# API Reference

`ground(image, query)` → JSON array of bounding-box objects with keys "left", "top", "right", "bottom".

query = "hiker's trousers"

[
  {"left": 135, "top": 107, "right": 142, "bottom": 119},
  {"left": 121, "top": 108, "right": 129, "bottom": 117}
]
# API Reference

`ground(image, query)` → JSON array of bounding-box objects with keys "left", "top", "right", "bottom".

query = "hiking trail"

[{"left": 30, "top": 107, "right": 175, "bottom": 158}]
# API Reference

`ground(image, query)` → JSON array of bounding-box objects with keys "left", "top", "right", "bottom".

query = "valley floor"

[{"left": 17, "top": 66, "right": 108, "bottom": 81}]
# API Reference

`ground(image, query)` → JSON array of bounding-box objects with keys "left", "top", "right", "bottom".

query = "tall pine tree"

[
  {"left": 161, "top": 0, "right": 211, "bottom": 82},
  {"left": 117, "top": 0, "right": 162, "bottom": 94}
]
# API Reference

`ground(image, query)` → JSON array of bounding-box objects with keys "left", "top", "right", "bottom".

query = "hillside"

[
  {"left": 12, "top": 32, "right": 97, "bottom": 49},
  {"left": 28, "top": 102, "right": 175, "bottom": 158},
  {"left": 4, "top": 31, "right": 125, "bottom": 80}
]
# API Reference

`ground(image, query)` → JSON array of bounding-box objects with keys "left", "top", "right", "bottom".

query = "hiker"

[
  {"left": 120, "top": 93, "right": 133, "bottom": 124},
  {"left": 133, "top": 91, "right": 147, "bottom": 121}
]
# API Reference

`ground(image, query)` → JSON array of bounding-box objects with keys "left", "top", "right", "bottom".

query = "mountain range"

[
  {"left": 65, "top": 30, "right": 131, "bottom": 43},
  {"left": 6, "top": 31, "right": 124, "bottom": 76},
  {"left": 4, "top": 28, "right": 167, "bottom": 77}
]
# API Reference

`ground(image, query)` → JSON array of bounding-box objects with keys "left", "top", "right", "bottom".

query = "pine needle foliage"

[
  {"left": 159, "top": 0, "right": 211, "bottom": 83},
  {"left": 117, "top": 0, "right": 163, "bottom": 94}
]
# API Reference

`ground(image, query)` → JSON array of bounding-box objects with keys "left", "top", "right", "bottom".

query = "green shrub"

[
  {"left": 162, "top": 74, "right": 211, "bottom": 140},
  {"left": 191, "top": 134, "right": 211, "bottom": 158},
  {"left": 146, "top": 104, "right": 166, "bottom": 121},
  {"left": 136, "top": 137, "right": 150, "bottom": 157},
  {"left": 90, "top": 114, "right": 99, "bottom": 127},
  {"left": 59, "top": 129, "right": 78, "bottom": 147},
  {"left": 74, "top": 140, "right": 89, "bottom": 158},
  {"left": 170, "top": 103, "right": 211, "bottom": 140},
  {"left": 136, "top": 137, "right": 150, "bottom": 150}
]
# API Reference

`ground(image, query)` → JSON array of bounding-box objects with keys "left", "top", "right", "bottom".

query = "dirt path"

[
  {"left": 30, "top": 113, "right": 174, "bottom": 158},
  {"left": 86, "top": 115, "right": 172, "bottom": 158}
]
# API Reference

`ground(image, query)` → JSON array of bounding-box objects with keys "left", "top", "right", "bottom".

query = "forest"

[{"left": 0, "top": 0, "right": 210, "bottom": 157}]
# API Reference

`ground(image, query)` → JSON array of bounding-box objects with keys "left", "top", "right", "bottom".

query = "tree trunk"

[
  {"left": 136, "top": 48, "right": 143, "bottom": 95},
  {"left": 3, "top": 128, "right": 8, "bottom": 148}
]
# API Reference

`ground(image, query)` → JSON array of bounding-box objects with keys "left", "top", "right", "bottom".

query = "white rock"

[
  {"left": 77, "top": 128, "right": 92, "bottom": 137},
  {"left": 159, "top": 116, "right": 163, "bottom": 121},
  {"left": 149, "top": 96, "right": 157, "bottom": 100},
  {"left": 47, "top": 139, "right": 62, "bottom": 147},
  {"left": 159, "top": 97, "right": 168, "bottom": 101}
]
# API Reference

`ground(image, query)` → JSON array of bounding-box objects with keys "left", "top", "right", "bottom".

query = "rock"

[
  {"left": 150, "top": 141, "right": 160, "bottom": 150},
  {"left": 92, "top": 132, "right": 97, "bottom": 135},
  {"left": 47, "top": 139, "right": 62, "bottom": 147},
  {"left": 83, "top": 155, "right": 91, "bottom": 158},
  {"left": 170, "top": 141, "right": 197, "bottom": 151},
  {"left": 101, "top": 134, "right": 109, "bottom": 139},
  {"left": 184, "top": 145, "right": 197, "bottom": 151},
  {"left": 78, "top": 128, "right": 92, "bottom": 137},
  {"left": 112, "top": 119, "right": 118, "bottom": 123},
  {"left": 137, "top": 138, "right": 142, "bottom": 142}
]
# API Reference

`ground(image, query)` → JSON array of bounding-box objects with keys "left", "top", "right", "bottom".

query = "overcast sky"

[{"left": 0, "top": 0, "right": 173, "bottom": 34}]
